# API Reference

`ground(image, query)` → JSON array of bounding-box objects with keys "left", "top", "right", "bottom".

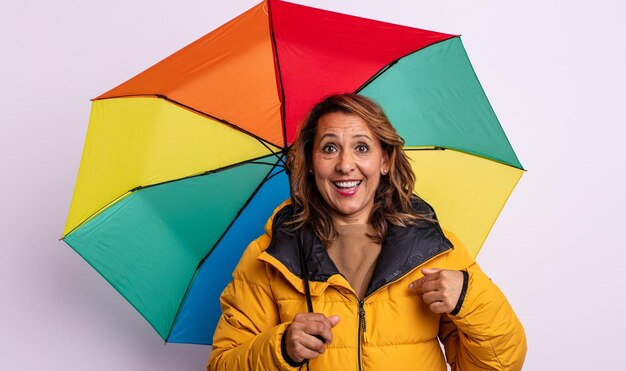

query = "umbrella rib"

[
  {"left": 354, "top": 35, "right": 457, "bottom": 94},
  {"left": 249, "top": 161, "right": 285, "bottom": 168},
  {"left": 196, "top": 158, "right": 284, "bottom": 270},
  {"left": 62, "top": 155, "right": 281, "bottom": 239},
  {"left": 267, "top": 0, "right": 288, "bottom": 149},
  {"left": 404, "top": 146, "right": 447, "bottom": 151},
  {"left": 403, "top": 146, "right": 525, "bottom": 170},
  {"left": 61, "top": 190, "right": 133, "bottom": 239},
  {"left": 154, "top": 94, "right": 285, "bottom": 152},
  {"left": 354, "top": 61, "right": 398, "bottom": 94},
  {"left": 63, "top": 237, "right": 172, "bottom": 342},
  {"left": 262, "top": 166, "right": 286, "bottom": 183},
  {"left": 156, "top": 94, "right": 287, "bottom": 165},
  {"left": 130, "top": 154, "right": 283, "bottom": 191},
  {"left": 165, "top": 160, "right": 285, "bottom": 340},
  {"left": 160, "top": 94, "right": 286, "bottom": 164},
  {"left": 455, "top": 38, "right": 523, "bottom": 170},
  {"left": 257, "top": 139, "right": 285, "bottom": 164},
  {"left": 164, "top": 268, "right": 201, "bottom": 344},
  {"left": 95, "top": 94, "right": 285, "bottom": 152}
]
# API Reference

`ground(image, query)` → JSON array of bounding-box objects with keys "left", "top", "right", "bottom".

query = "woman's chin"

[{"left": 328, "top": 202, "right": 373, "bottom": 224}]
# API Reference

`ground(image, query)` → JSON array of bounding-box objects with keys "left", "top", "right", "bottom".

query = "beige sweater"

[{"left": 326, "top": 224, "right": 381, "bottom": 299}]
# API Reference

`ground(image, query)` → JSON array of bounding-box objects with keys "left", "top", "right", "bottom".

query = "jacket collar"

[{"left": 261, "top": 198, "right": 453, "bottom": 298}]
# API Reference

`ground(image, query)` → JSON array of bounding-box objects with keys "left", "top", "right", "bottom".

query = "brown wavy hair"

[{"left": 286, "top": 93, "right": 429, "bottom": 245}]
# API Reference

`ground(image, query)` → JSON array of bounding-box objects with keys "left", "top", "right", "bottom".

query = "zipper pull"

[{"left": 359, "top": 301, "right": 368, "bottom": 344}]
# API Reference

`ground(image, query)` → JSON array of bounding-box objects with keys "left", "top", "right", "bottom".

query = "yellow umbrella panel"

[{"left": 408, "top": 148, "right": 523, "bottom": 257}]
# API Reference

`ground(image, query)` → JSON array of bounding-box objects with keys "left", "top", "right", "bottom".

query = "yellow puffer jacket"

[{"left": 208, "top": 201, "right": 526, "bottom": 370}]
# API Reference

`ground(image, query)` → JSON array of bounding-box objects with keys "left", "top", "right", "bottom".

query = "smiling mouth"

[{"left": 333, "top": 180, "right": 362, "bottom": 189}]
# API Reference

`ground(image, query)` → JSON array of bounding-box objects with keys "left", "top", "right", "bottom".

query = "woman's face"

[{"left": 311, "top": 112, "right": 389, "bottom": 225}]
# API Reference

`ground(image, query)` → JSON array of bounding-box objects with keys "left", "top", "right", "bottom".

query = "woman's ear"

[{"left": 381, "top": 151, "right": 390, "bottom": 175}]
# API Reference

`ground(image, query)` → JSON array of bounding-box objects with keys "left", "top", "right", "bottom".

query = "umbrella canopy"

[{"left": 63, "top": 0, "right": 523, "bottom": 345}]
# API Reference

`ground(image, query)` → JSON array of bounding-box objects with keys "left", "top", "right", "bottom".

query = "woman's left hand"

[{"left": 408, "top": 268, "right": 464, "bottom": 314}]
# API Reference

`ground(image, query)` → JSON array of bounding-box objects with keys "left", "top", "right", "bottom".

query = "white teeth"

[{"left": 334, "top": 180, "right": 361, "bottom": 188}]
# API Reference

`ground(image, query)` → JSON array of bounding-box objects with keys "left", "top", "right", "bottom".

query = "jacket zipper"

[
  {"left": 357, "top": 300, "right": 365, "bottom": 371},
  {"left": 355, "top": 247, "right": 452, "bottom": 370},
  {"left": 359, "top": 300, "right": 368, "bottom": 344}
]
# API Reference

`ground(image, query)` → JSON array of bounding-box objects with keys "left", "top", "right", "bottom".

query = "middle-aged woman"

[{"left": 208, "top": 94, "right": 527, "bottom": 370}]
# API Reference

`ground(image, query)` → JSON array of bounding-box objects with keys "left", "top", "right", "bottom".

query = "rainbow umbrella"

[{"left": 62, "top": 0, "right": 523, "bottom": 345}]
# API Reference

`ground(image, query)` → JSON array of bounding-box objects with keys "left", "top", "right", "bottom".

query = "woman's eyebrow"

[
  {"left": 319, "top": 133, "right": 338, "bottom": 140},
  {"left": 319, "top": 133, "right": 372, "bottom": 140},
  {"left": 353, "top": 134, "right": 373, "bottom": 141}
]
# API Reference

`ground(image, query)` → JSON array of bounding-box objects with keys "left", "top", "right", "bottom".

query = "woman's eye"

[
  {"left": 356, "top": 144, "right": 369, "bottom": 153},
  {"left": 322, "top": 144, "right": 337, "bottom": 153}
]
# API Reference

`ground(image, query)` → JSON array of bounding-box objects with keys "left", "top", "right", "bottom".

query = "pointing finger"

[
  {"left": 421, "top": 268, "right": 442, "bottom": 278},
  {"left": 408, "top": 277, "right": 425, "bottom": 293}
]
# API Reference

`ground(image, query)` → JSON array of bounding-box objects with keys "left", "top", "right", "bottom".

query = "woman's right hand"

[{"left": 284, "top": 313, "right": 341, "bottom": 363}]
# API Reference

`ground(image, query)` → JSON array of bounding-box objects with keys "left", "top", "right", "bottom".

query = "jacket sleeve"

[
  {"left": 438, "top": 233, "right": 527, "bottom": 371},
  {"left": 207, "top": 238, "right": 298, "bottom": 371}
]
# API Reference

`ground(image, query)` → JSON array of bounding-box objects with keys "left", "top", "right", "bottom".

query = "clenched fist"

[
  {"left": 284, "top": 313, "right": 341, "bottom": 363},
  {"left": 408, "top": 268, "right": 465, "bottom": 314}
]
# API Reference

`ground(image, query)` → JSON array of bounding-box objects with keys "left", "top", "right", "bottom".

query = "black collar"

[{"left": 265, "top": 198, "right": 453, "bottom": 298}]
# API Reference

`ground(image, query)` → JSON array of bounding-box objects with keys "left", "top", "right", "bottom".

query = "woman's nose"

[{"left": 335, "top": 150, "right": 355, "bottom": 174}]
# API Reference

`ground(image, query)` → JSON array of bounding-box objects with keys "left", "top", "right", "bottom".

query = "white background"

[{"left": 1, "top": 0, "right": 624, "bottom": 369}]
